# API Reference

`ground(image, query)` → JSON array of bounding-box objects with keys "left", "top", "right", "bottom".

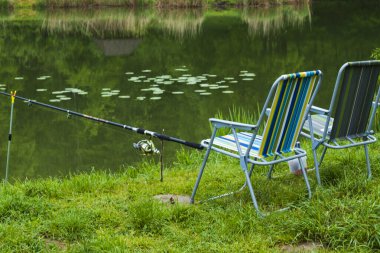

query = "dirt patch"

[
  {"left": 280, "top": 242, "right": 323, "bottom": 252},
  {"left": 44, "top": 238, "right": 67, "bottom": 251},
  {"left": 154, "top": 194, "right": 191, "bottom": 204}
]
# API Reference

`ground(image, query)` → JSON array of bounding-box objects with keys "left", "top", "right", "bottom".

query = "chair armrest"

[
  {"left": 310, "top": 105, "right": 329, "bottom": 115},
  {"left": 209, "top": 118, "right": 257, "bottom": 131}
]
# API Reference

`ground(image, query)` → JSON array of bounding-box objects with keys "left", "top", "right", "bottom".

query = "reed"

[
  {"left": 42, "top": 8, "right": 154, "bottom": 37},
  {"left": 42, "top": 8, "right": 205, "bottom": 38},
  {"left": 1, "top": 0, "right": 310, "bottom": 9},
  {"left": 154, "top": 9, "right": 204, "bottom": 39},
  {"left": 213, "top": 105, "right": 260, "bottom": 136},
  {"left": 241, "top": 3, "right": 310, "bottom": 36}
]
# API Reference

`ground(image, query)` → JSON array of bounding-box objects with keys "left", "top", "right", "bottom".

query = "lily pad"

[
  {"left": 222, "top": 91, "right": 234, "bottom": 94},
  {"left": 119, "top": 95, "right": 131, "bottom": 99},
  {"left": 36, "top": 89, "right": 47, "bottom": 92},
  {"left": 172, "top": 91, "right": 184, "bottom": 95},
  {"left": 150, "top": 97, "right": 162, "bottom": 100}
]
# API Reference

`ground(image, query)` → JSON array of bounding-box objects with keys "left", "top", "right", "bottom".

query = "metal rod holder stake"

[
  {"left": 5, "top": 91, "right": 16, "bottom": 183},
  {"left": 160, "top": 129, "right": 164, "bottom": 182}
]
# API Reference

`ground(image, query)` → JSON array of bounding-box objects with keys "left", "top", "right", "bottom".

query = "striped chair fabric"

[
  {"left": 330, "top": 63, "right": 380, "bottom": 140},
  {"left": 303, "top": 114, "right": 333, "bottom": 136},
  {"left": 300, "top": 60, "right": 380, "bottom": 185},
  {"left": 205, "top": 71, "right": 320, "bottom": 159}
]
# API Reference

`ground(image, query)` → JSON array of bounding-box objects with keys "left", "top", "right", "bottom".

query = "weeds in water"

[
  {"left": 242, "top": 3, "right": 310, "bottom": 36},
  {"left": 213, "top": 104, "right": 260, "bottom": 135}
]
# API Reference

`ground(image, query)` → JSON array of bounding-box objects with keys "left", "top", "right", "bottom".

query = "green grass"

[{"left": 0, "top": 134, "right": 379, "bottom": 251}]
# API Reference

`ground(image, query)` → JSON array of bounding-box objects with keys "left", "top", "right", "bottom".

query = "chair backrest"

[
  {"left": 257, "top": 71, "right": 322, "bottom": 158},
  {"left": 328, "top": 61, "right": 380, "bottom": 140}
]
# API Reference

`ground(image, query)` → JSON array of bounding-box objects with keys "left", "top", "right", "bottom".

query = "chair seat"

[
  {"left": 303, "top": 114, "right": 333, "bottom": 137},
  {"left": 202, "top": 132, "right": 262, "bottom": 158}
]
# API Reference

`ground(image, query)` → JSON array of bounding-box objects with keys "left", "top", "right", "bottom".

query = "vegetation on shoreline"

[
  {"left": 1, "top": 99, "right": 379, "bottom": 251},
  {"left": 2, "top": 0, "right": 308, "bottom": 9},
  {"left": 0, "top": 134, "right": 379, "bottom": 251}
]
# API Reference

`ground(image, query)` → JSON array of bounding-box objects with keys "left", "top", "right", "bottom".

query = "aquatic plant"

[
  {"left": 213, "top": 105, "right": 260, "bottom": 135},
  {"left": 42, "top": 8, "right": 205, "bottom": 39},
  {"left": 42, "top": 8, "right": 154, "bottom": 38},
  {"left": 242, "top": 3, "right": 310, "bottom": 36},
  {"left": 154, "top": 9, "right": 204, "bottom": 39}
]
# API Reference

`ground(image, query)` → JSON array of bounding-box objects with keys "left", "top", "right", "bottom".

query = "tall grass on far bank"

[
  {"left": 242, "top": 3, "right": 310, "bottom": 36},
  {"left": 2, "top": 0, "right": 310, "bottom": 9},
  {"left": 42, "top": 8, "right": 205, "bottom": 39}
]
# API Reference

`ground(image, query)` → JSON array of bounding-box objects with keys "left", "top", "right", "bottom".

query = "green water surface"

[{"left": 0, "top": 2, "right": 379, "bottom": 179}]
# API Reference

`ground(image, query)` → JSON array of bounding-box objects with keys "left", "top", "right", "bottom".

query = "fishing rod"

[{"left": 0, "top": 91, "right": 204, "bottom": 150}]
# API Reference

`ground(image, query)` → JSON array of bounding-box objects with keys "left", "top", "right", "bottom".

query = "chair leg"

[
  {"left": 312, "top": 148, "right": 322, "bottom": 185},
  {"left": 237, "top": 162, "right": 255, "bottom": 191},
  {"left": 267, "top": 155, "right": 277, "bottom": 179},
  {"left": 319, "top": 146, "right": 327, "bottom": 167},
  {"left": 190, "top": 145, "right": 212, "bottom": 204},
  {"left": 364, "top": 144, "right": 372, "bottom": 179},
  {"left": 299, "top": 157, "right": 312, "bottom": 199},
  {"left": 201, "top": 162, "right": 256, "bottom": 202},
  {"left": 242, "top": 161, "right": 263, "bottom": 217}
]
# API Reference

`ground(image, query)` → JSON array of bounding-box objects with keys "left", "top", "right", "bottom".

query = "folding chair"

[
  {"left": 302, "top": 60, "right": 380, "bottom": 184},
  {"left": 191, "top": 70, "right": 322, "bottom": 216}
]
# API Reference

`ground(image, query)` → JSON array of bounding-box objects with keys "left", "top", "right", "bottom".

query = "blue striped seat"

[{"left": 202, "top": 132, "right": 263, "bottom": 158}]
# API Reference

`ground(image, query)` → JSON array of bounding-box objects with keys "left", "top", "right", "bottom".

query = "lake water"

[{"left": 0, "top": 2, "right": 379, "bottom": 179}]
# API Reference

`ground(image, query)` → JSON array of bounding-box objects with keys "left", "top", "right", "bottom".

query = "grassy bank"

[
  {"left": 3, "top": 0, "right": 309, "bottom": 9},
  {"left": 0, "top": 133, "right": 380, "bottom": 251}
]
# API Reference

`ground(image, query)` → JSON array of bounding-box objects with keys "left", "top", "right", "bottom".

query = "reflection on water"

[
  {"left": 242, "top": 4, "right": 310, "bottom": 36},
  {"left": 0, "top": 2, "right": 379, "bottom": 179},
  {"left": 42, "top": 8, "right": 154, "bottom": 37},
  {"left": 39, "top": 5, "right": 308, "bottom": 39},
  {"left": 95, "top": 39, "right": 141, "bottom": 56},
  {"left": 154, "top": 9, "right": 204, "bottom": 39},
  {"left": 42, "top": 8, "right": 205, "bottom": 39}
]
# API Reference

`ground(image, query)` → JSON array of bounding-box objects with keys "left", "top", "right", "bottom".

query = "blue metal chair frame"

[
  {"left": 191, "top": 70, "right": 323, "bottom": 216},
  {"left": 302, "top": 60, "right": 380, "bottom": 184}
]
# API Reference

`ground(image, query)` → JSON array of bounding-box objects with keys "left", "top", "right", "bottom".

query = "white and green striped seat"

[
  {"left": 202, "top": 132, "right": 263, "bottom": 158},
  {"left": 303, "top": 114, "right": 333, "bottom": 137},
  {"left": 191, "top": 70, "right": 322, "bottom": 216}
]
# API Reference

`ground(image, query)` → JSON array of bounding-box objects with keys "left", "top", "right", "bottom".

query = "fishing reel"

[{"left": 133, "top": 139, "right": 160, "bottom": 155}]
